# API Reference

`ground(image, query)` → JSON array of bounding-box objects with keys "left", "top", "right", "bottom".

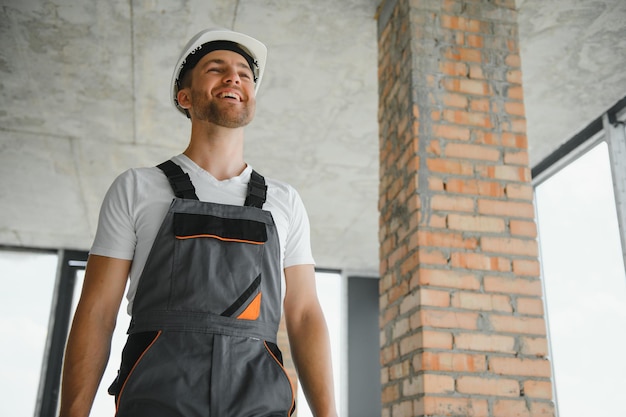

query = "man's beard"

[{"left": 191, "top": 90, "right": 255, "bottom": 128}]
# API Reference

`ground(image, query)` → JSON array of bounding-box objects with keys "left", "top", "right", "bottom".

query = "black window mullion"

[{"left": 36, "top": 249, "right": 88, "bottom": 417}]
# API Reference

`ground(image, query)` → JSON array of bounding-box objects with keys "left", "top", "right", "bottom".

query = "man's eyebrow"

[{"left": 202, "top": 58, "right": 252, "bottom": 71}]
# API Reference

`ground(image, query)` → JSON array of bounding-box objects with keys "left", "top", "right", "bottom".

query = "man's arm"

[
  {"left": 59, "top": 254, "right": 130, "bottom": 417},
  {"left": 283, "top": 264, "right": 338, "bottom": 417}
]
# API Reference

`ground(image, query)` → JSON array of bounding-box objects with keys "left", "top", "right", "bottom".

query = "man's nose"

[{"left": 223, "top": 67, "right": 241, "bottom": 85}]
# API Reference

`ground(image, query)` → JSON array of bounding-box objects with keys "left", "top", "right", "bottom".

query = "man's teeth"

[{"left": 219, "top": 92, "right": 239, "bottom": 100}]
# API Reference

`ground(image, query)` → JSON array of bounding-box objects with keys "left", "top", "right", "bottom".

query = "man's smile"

[{"left": 216, "top": 89, "right": 242, "bottom": 101}]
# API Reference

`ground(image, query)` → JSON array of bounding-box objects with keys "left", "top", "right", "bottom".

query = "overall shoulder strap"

[
  {"left": 244, "top": 170, "right": 267, "bottom": 208},
  {"left": 157, "top": 160, "right": 199, "bottom": 200}
]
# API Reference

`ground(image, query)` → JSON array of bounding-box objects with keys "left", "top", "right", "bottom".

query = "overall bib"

[{"left": 109, "top": 160, "right": 295, "bottom": 417}]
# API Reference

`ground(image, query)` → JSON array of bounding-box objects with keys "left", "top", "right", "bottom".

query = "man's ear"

[{"left": 177, "top": 89, "right": 191, "bottom": 110}]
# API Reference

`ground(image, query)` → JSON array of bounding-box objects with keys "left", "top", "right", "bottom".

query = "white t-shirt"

[{"left": 90, "top": 154, "right": 315, "bottom": 314}]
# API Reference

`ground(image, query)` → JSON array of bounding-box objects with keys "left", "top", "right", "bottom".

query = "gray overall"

[{"left": 108, "top": 160, "right": 295, "bottom": 417}]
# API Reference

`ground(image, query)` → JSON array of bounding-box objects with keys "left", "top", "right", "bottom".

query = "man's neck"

[{"left": 183, "top": 122, "right": 247, "bottom": 181}]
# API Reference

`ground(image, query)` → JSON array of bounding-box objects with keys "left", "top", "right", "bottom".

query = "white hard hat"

[{"left": 170, "top": 28, "right": 268, "bottom": 117}]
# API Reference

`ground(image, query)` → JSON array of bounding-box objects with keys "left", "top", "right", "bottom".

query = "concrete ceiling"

[{"left": 1, "top": 0, "right": 625, "bottom": 274}]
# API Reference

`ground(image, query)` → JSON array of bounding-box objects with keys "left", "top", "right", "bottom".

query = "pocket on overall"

[
  {"left": 108, "top": 331, "right": 161, "bottom": 403},
  {"left": 210, "top": 335, "right": 295, "bottom": 416},
  {"left": 113, "top": 331, "right": 215, "bottom": 417},
  {"left": 171, "top": 212, "right": 267, "bottom": 313}
]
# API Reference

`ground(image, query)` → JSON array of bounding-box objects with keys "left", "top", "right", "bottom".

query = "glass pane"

[
  {"left": 536, "top": 141, "right": 626, "bottom": 416},
  {"left": 0, "top": 250, "right": 58, "bottom": 417},
  {"left": 64, "top": 269, "right": 131, "bottom": 417},
  {"left": 297, "top": 271, "right": 345, "bottom": 417}
]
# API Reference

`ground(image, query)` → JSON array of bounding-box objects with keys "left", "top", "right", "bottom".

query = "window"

[
  {"left": 297, "top": 271, "right": 346, "bottom": 417},
  {"left": 0, "top": 249, "right": 58, "bottom": 417},
  {"left": 535, "top": 141, "right": 626, "bottom": 416}
]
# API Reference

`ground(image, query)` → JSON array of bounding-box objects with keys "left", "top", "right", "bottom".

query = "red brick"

[
  {"left": 422, "top": 373, "right": 456, "bottom": 394},
  {"left": 509, "top": 118, "right": 528, "bottom": 134},
  {"left": 445, "top": 179, "right": 506, "bottom": 197},
  {"left": 493, "top": 399, "right": 530, "bottom": 417},
  {"left": 484, "top": 276, "right": 543, "bottom": 296},
  {"left": 415, "top": 268, "right": 481, "bottom": 290},
  {"left": 455, "top": 332, "right": 516, "bottom": 353},
  {"left": 505, "top": 101, "right": 525, "bottom": 116},
  {"left": 530, "top": 401, "right": 555, "bottom": 417},
  {"left": 523, "top": 380, "right": 553, "bottom": 400},
  {"left": 476, "top": 164, "right": 531, "bottom": 181},
  {"left": 387, "top": 280, "right": 410, "bottom": 304},
  {"left": 504, "top": 150, "right": 529, "bottom": 165},
  {"left": 470, "top": 97, "right": 490, "bottom": 111},
  {"left": 419, "top": 351, "right": 487, "bottom": 372},
  {"left": 443, "top": 92, "right": 470, "bottom": 108},
  {"left": 481, "top": 236, "right": 538, "bottom": 257},
  {"left": 512, "top": 259, "right": 541, "bottom": 277},
  {"left": 506, "top": 183, "right": 534, "bottom": 200},
  {"left": 490, "top": 314, "right": 547, "bottom": 335},
  {"left": 440, "top": 15, "right": 488, "bottom": 33},
  {"left": 380, "top": 304, "right": 399, "bottom": 327},
  {"left": 433, "top": 124, "right": 471, "bottom": 141},
  {"left": 428, "top": 176, "right": 445, "bottom": 191},
  {"left": 506, "top": 69, "right": 523, "bottom": 84},
  {"left": 520, "top": 336, "right": 549, "bottom": 357},
  {"left": 392, "top": 317, "right": 410, "bottom": 340},
  {"left": 418, "top": 248, "right": 449, "bottom": 265},
  {"left": 510, "top": 220, "right": 537, "bottom": 237},
  {"left": 380, "top": 343, "right": 398, "bottom": 365},
  {"left": 426, "top": 158, "right": 474, "bottom": 176},
  {"left": 457, "top": 376, "right": 520, "bottom": 397},
  {"left": 448, "top": 213, "right": 506, "bottom": 233},
  {"left": 439, "top": 61, "right": 469, "bottom": 77},
  {"left": 421, "top": 288, "right": 452, "bottom": 307},
  {"left": 477, "top": 199, "right": 535, "bottom": 218},
  {"left": 506, "top": 54, "right": 521, "bottom": 67},
  {"left": 442, "top": 78, "right": 490, "bottom": 95},
  {"left": 415, "top": 231, "right": 479, "bottom": 250},
  {"left": 402, "top": 376, "right": 422, "bottom": 397},
  {"left": 450, "top": 252, "right": 511, "bottom": 272},
  {"left": 424, "top": 330, "right": 455, "bottom": 349},
  {"left": 391, "top": 400, "right": 413, "bottom": 416},
  {"left": 411, "top": 308, "right": 479, "bottom": 330},
  {"left": 445, "top": 143, "right": 501, "bottom": 161},
  {"left": 467, "top": 34, "right": 484, "bottom": 48},
  {"left": 400, "top": 330, "right": 453, "bottom": 355},
  {"left": 516, "top": 297, "right": 544, "bottom": 316},
  {"left": 443, "top": 46, "right": 483, "bottom": 63},
  {"left": 431, "top": 194, "right": 475, "bottom": 212},
  {"left": 451, "top": 291, "right": 512, "bottom": 312},
  {"left": 379, "top": 272, "right": 397, "bottom": 293},
  {"left": 501, "top": 132, "right": 528, "bottom": 148},
  {"left": 428, "top": 213, "right": 450, "bottom": 229},
  {"left": 388, "top": 360, "right": 411, "bottom": 380},
  {"left": 443, "top": 109, "right": 493, "bottom": 127},
  {"left": 489, "top": 357, "right": 551, "bottom": 377},
  {"left": 382, "top": 383, "right": 400, "bottom": 403},
  {"left": 416, "top": 397, "right": 489, "bottom": 417}
]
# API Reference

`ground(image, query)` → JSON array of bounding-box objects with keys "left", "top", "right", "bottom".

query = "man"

[{"left": 60, "top": 28, "right": 338, "bottom": 417}]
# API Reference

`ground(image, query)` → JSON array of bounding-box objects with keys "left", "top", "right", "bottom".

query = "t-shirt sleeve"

[
  {"left": 283, "top": 188, "right": 315, "bottom": 268},
  {"left": 90, "top": 169, "right": 137, "bottom": 260}
]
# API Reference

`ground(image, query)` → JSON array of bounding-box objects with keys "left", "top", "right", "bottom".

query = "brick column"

[{"left": 377, "top": 1, "right": 555, "bottom": 416}]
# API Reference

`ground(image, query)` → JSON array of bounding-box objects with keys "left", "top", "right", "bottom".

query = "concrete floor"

[{"left": 0, "top": 0, "right": 625, "bottom": 272}]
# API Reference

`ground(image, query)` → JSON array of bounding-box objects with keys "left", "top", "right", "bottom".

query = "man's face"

[{"left": 186, "top": 49, "right": 256, "bottom": 128}]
